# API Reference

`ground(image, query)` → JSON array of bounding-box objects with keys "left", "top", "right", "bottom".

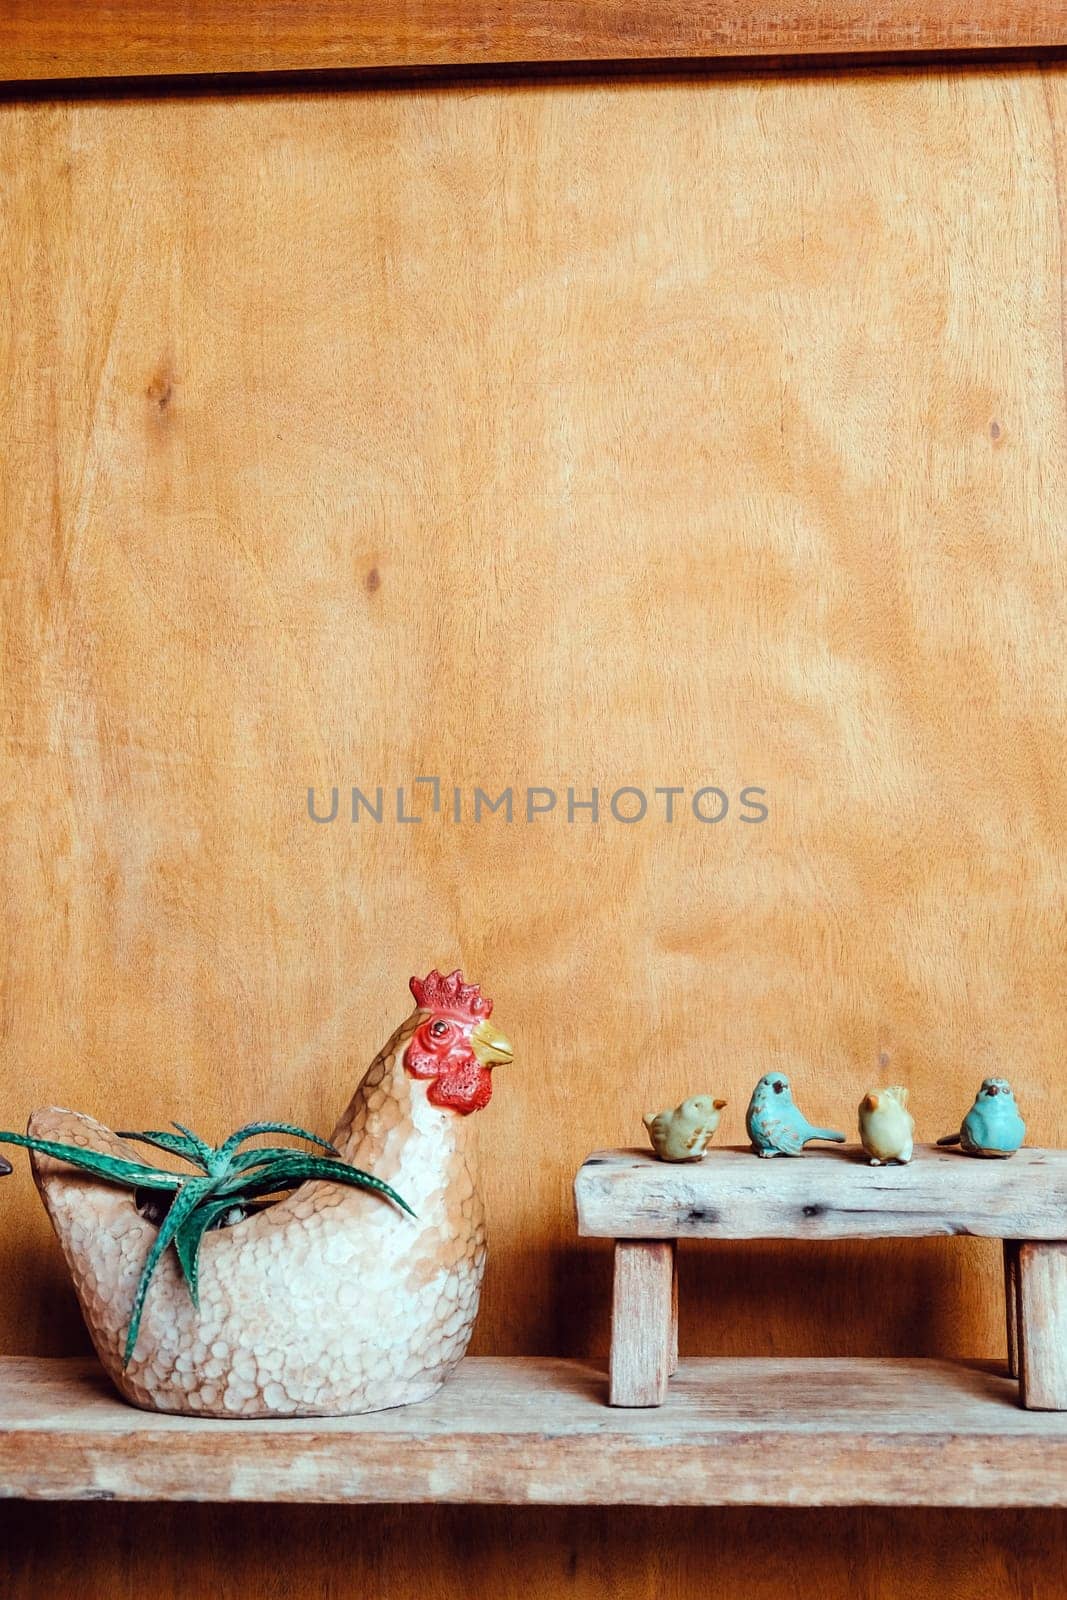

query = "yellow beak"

[{"left": 471, "top": 1018, "right": 514, "bottom": 1067}]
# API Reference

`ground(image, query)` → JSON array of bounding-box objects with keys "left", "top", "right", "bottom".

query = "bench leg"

[
  {"left": 1003, "top": 1240, "right": 1021, "bottom": 1379},
  {"left": 609, "top": 1241, "right": 675, "bottom": 1407},
  {"left": 1017, "top": 1242, "right": 1067, "bottom": 1410},
  {"left": 669, "top": 1245, "right": 679, "bottom": 1377}
]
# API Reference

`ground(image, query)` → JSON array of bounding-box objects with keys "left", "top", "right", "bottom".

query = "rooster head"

[{"left": 404, "top": 969, "right": 513, "bottom": 1114}]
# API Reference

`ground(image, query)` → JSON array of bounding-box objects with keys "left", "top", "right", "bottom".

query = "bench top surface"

[{"left": 574, "top": 1145, "right": 1067, "bottom": 1240}]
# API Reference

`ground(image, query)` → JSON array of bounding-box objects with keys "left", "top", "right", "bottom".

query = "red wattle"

[{"left": 428, "top": 1063, "right": 494, "bottom": 1115}]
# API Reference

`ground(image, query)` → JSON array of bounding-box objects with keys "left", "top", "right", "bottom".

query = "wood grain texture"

[
  {"left": 1, "top": 1354, "right": 1066, "bottom": 1505},
  {"left": 4, "top": 63, "right": 1067, "bottom": 1375},
  {"left": 609, "top": 1241, "right": 675, "bottom": 1404},
  {"left": 577, "top": 1147, "right": 1067, "bottom": 1239},
  {"left": 2, "top": 55, "right": 1067, "bottom": 1600},
  {"left": 1018, "top": 1244, "right": 1067, "bottom": 1410},
  {"left": 1, "top": 2, "right": 1066, "bottom": 83},
  {"left": 2, "top": 1504, "right": 1065, "bottom": 1600}
]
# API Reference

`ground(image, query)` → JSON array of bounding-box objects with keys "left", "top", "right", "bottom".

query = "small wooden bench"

[{"left": 574, "top": 1145, "right": 1067, "bottom": 1409}]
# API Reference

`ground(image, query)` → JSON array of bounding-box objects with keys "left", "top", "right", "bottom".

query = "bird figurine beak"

[
  {"left": 714, "top": 1099, "right": 727, "bottom": 1110},
  {"left": 470, "top": 1018, "right": 514, "bottom": 1066},
  {"left": 862, "top": 1093, "right": 879, "bottom": 1113}
]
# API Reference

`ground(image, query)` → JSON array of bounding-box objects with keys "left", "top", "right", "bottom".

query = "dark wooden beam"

[{"left": 2, "top": 1, "right": 1065, "bottom": 84}]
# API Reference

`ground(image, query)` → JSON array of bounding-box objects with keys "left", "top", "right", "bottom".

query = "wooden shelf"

[
  {"left": 1, "top": 1355, "right": 1065, "bottom": 1506},
  {"left": 575, "top": 1146, "right": 1067, "bottom": 1240}
]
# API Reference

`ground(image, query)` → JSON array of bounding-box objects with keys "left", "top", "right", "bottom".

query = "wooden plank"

[
  {"left": 1018, "top": 1243, "right": 1067, "bottom": 1410},
  {"left": 0, "top": 1356, "right": 1064, "bottom": 1506},
  {"left": 576, "top": 1148, "right": 1067, "bottom": 1240},
  {"left": 0, "top": 1, "right": 1065, "bottom": 82},
  {"left": 610, "top": 1241, "right": 675, "bottom": 1405},
  {"left": 4, "top": 58, "right": 1067, "bottom": 1391}
]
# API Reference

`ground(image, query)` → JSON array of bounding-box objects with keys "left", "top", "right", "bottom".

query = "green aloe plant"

[{"left": 0, "top": 1120, "right": 413, "bottom": 1366}]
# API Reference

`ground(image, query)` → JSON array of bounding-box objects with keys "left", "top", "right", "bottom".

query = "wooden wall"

[{"left": 2, "top": 60, "right": 1067, "bottom": 1596}]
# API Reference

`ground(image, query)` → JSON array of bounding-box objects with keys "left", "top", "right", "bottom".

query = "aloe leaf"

[
  {"left": 0, "top": 1133, "right": 181, "bottom": 1192},
  {"left": 215, "top": 1122, "right": 338, "bottom": 1165},
  {"left": 124, "top": 1176, "right": 216, "bottom": 1367},
  {"left": 170, "top": 1123, "right": 215, "bottom": 1167},
  {"left": 115, "top": 1130, "right": 211, "bottom": 1171},
  {"left": 216, "top": 1152, "right": 414, "bottom": 1217},
  {"left": 172, "top": 1195, "right": 247, "bottom": 1304},
  {"left": 226, "top": 1144, "right": 341, "bottom": 1176}
]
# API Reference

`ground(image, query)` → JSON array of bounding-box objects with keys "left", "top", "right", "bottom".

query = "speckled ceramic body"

[
  {"left": 643, "top": 1096, "right": 727, "bottom": 1161},
  {"left": 858, "top": 1086, "right": 915, "bottom": 1166},
  {"left": 29, "top": 1008, "right": 487, "bottom": 1417},
  {"left": 938, "top": 1077, "right": 1027, "bottom": 1158},
  {"left": 745, "top": 1073, "right": 846, "bottom": 1157}
]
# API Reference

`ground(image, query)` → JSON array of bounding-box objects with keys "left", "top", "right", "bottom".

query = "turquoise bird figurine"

[
  {"left": 937, "top": 1076, "right": 1026, "bottom": 1158},
  {"left": 746, "top": 1073, "right": 846, "bottom": 1157}
]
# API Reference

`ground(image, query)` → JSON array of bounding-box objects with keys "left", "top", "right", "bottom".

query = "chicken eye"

[{"left": 430, "top": 1020, "right": 450, "bottom": 1039}]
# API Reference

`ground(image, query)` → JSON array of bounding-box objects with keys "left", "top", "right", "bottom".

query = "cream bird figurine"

[
  {"left": 20, "top": 969, "right": 514, "bottom": 1418},
  {"left": 858, "top": 1086, "right": 914, "bottom": 1166},
  {"left": 643, "top": 1095, "right": 727, "bottom": 1162}
]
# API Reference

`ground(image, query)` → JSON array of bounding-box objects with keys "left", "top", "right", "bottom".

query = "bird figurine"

[
  {"left": 746, "top": 1073, "right": 846, "bottom": 1157},
  {"left": 937, "top": 1077, "right": 1025, "bottom": 1158},
  {"left": 643, "top": 1095, "right": 727, "bottom": 1162},
  {"left": 858, "top": 1085, "right": 914, "bottom": 1166},
  {"left": 20, "top": 968, "right": 514, "bottom": 1417}
]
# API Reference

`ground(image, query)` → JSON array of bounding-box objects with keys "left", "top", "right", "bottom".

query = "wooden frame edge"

[
  {"left": 3, "top": 48, "right": 1067, "bottom": 105},
  {"left": 2, "top": 3, "right": 1066, "bottom": 86}
]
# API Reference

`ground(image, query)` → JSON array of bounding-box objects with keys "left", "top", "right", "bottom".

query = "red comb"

[{"left": 409, "top": 969, "right": 493, "bottom": 1020}]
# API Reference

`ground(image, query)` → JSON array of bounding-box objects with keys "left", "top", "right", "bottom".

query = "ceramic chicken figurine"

[
  {"left": 746, "top": 1073, "right": 846, "bottom": 1157},
  {"left": 937, "top": 1077, "right": 1025, "bottom": 1158},
  {"left": 27, "top": 969, "right": 513, "bottom": 1417},
  {"left": 643, "top": 1095, "right": 727, "bottom": 1161},
  {"left": 858, "top": 1086, "right": 914, "bottom": 1165}
]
